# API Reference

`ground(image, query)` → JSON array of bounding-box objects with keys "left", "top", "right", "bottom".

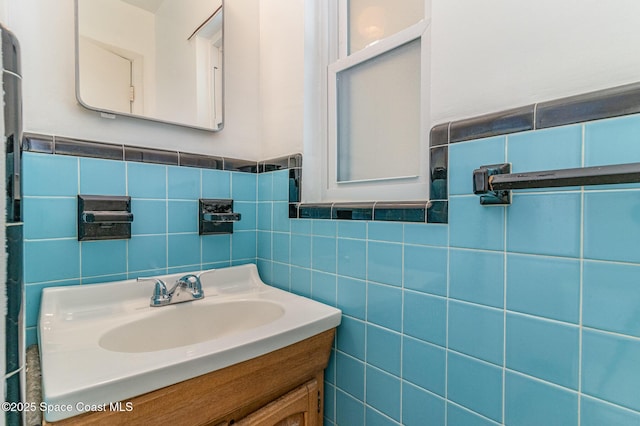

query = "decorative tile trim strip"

[
  {"left": 22, "top": 133, "right": 259, "bottom": 172},
  {"left": 429, "top": 121, "right": 450, "bottom": 224},
  {"left": 289, "top": 200, "right": 447, "bottom": 224},
  {"left": 536, "top": 82, "right": 640, "bottom": 129},
  {"left": 434, "top": 81, "right": 640, "bottom": 144},
  {"left": 223, "top": 158, "right": 258, "bottom": 173},
  {"left": 332, "top": 203, "right": 374, "bottom": 221},
  {"left": 299, "top": 203, "right": 333, "bottom": 220},
  {"left": 259, "top": 153, "right": 303, "bottom": 172},
  {"left": 125, "top": 146, "right": 178, "bottom": 165},
  {"left": 430, "top": 145, "right": 448, "bottom": 201},
  {"left": 289, "top": 168, "right": 301, "bottom": 203},
  {"left": 1, "top": 23, "right": 21, "bottom": 75},
  {"left": 56, "top": 136, "right": 124, "bottom": 160},
  {"left": 21, "top": 133, "right": 52, "bottom": 153},
  {"left": 374, "top": 202, "right": 428, "bottom": 222},
  {"left": 22, "top": 133, "right": 448, "bottom": 224},
  {"left": 429, "top": 123, "right": 449, "bottom": 147},
  {"left": 22, "top": 134, "right": 307, "bottom": 176},
  {"left": 259, "top": 155, "right": 288, "bottom": 172},
  {"left": 450, "top": 105, "right": 535, "bottom": 143},
  {"left": 426, "top": 200, "right": 448, "bottom": 224},
  {"left": 179, "top": 152, "right": 224, "bottom": 170}
]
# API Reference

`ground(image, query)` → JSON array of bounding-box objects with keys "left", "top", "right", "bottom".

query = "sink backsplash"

[{"left": 23, "top": 151, "right": 286, "bottom": 346}]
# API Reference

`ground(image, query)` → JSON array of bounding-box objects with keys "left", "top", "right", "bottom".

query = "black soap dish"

[
  {"left": 199, "top": 199, "right": 241, "bottom": 235},
  {"left": 78, "top": 195, "right": 134, "bottom": 241}
]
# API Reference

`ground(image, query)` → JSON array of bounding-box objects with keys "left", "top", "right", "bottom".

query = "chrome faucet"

[{"left": 138, "top": 274, "right": 204, "bottom": 307}]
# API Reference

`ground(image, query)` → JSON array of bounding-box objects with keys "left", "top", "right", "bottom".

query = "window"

[{"left": 322, "top": 0, "right": 431, "bottom": 202}]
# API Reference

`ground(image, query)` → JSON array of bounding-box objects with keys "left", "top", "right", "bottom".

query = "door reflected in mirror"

[{"left": 76, "top": 0, "right": 223, "bottom": 131}]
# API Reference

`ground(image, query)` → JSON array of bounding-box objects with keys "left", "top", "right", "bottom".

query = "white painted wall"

[
  {"left": 6, "top": 0, "right": 261, "bottom": 160},
  {"left": 0, "top": 0, "right": 6, "bottom": 25},
  {"left": 260, "top": 0, "right": 640, "bottom": 160},
  {"left": 258, "top": 0, "right": 304, "bottom": 159},
  {"left": 431, "top": 0, "right": 640, "bottom": 124},
  {"left": 4, "top": 0, "right": 640, "bottom": 160}
]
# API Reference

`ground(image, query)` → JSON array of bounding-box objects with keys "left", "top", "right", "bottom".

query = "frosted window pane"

[
  {"left": 349, "top": 0, "right": 424, "bottom": 54},
  {"left": 337, "top": 39, "right": 421, "bottom": 182}
]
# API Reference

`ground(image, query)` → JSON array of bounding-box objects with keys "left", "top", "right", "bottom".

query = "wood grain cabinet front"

[
  {"left": 44, "top": 329, "right": 334, "bottom": 426},
  {"left": 236, "top": 378, "right": 320, "bottom": 426}
]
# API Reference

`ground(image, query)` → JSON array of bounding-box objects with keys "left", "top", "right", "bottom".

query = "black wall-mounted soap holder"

[
  {"left": 199, "top": 199, "right": 242, "bottom": 235},
  {"left": 78, "top": 195, "right": 134, "bottom": 241}
]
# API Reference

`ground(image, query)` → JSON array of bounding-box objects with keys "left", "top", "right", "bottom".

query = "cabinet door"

[{"left": 236, "top": 379, "right": 319, "bottom": 426}]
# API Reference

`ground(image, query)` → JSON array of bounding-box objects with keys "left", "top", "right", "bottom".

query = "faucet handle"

[
  {"left": 138, "top": 277, "right": 170, "bottom": 306},
  {"left": 177, "top": 274, "right": 204, "bottom": 299}
]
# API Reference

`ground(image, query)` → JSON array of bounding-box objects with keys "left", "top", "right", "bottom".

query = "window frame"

[{"left": 321, "top": 0, "right": 432, "bottom": 202}]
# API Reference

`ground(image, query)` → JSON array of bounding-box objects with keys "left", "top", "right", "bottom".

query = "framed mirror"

[{"left": 75, "top": 0, "right": 224, "bottom": 131}]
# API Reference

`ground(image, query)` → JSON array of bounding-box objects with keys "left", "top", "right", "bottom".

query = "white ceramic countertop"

[{"left": 38, "top": 264, "right": 342, "bottom": 422}]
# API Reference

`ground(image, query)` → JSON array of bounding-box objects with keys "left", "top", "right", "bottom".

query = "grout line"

[
  {"left": 3, "top": 69, "right": 21, "bottom": 80},
  {"left": 78, "top": 243, "right": 83, "bottom": 285},
  {"left": 448, "top": 348, "right": 506, "bottom": 369},
  {"left": 502, "top": 210, "right": 508, "bottom": 423},
  {"left": 399, "top": 224, "right": 405, "bottom": 424},
  {"left": 578, "top": 123, "right": 586, "bottom": 425},
  {"left": 199, "top": 169, "right": 203, "bottom": 270},
  {"left": 581, "top": 326, "right": 640, "bottom": 342},
  {"left": 402, "top": 379, "right": 446, "bottom": 402},
  {"left": 22, "top": 195, "right": 78, "bottom": 199},
  {"left": 4, "top": 365, "right": 24, "bottom": 380},
  {"left": 165, "top": 166, "right": 169, "bottom": 271},
  {"left": 363, "top": 221, "right": 369, "bottom": 415},
  {"left": 254, "top": 173, "right": 258, "bottom": 264},
  {"left": 447, "top": 296, "right": 503, "bottom": 313},
  {"left": 581, "top": 393, "right": 640, "bottom": 416},
  {"left": 124, "top": 162, "right": 131, "bottom": 281},
  {"left": 444, "top": 195, "right": 451, "bottom": 425},
  {"left": 506, "top": 368, "right": 579, "bottom": 394},
  {"left": 502, "top": 135, "right": 509, "bottom": 424},
  {"left": 447, "top": 400, "right": 502, "bottom": 426},
  {"left": 505, "top": 309, "right": 579, "bottom": 328},
  {"left": 23, "top": 237, "right": 78, "bottom": 242}
]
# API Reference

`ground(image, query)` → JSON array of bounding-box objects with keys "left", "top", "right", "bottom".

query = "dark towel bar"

[{"left": 473, "top": 162, "right": 640, "bottom": 205}]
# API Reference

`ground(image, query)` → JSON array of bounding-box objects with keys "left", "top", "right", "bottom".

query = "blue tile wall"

[
  {"left": 23, "top": 152, "right": 258, "bottom": 346},
  {"left": 21, "top": 110, "right": 640, "bottom": 425},
  {"left": 254, "top": 113, "right": 640, "bottom": 425},
  {"left": 504, "top": 371, "right": 578, "bottom": 426}
]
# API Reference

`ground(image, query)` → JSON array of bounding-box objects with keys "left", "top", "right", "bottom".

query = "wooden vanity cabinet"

[
  {"left": 233, "top": 377, "right": 319, "bottom": 426},
  {"left": 44, "top": 329, "right": 334, "bottom": 426}
]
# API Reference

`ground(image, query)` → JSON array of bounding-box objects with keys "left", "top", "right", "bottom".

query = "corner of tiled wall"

[
  {"left": 20, "top": 108, "right": 640, "bottom": 425},
  {"left": 444, "top": 113, "right": 640, "bottom": 425},
  {"left": 255, "top": 167, "right": 450, "bottom": 425},
  {"left": 257, "top": 113, "right": 640, "bottom": 425}
]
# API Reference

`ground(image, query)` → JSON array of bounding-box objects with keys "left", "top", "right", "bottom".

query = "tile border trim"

[
  {"left": 289, "top": 200, "right": 448, "bottom": 224},
  {"left": 22, "top": 133, "right": 302, "bottom": 174},
  {"left": 431, "top": 81, "right": 640, "bottom": 144},
  {"left": 22, "top": 133, "right": 448, "bottom": 224},
  {"left": 18, "top": 81, "right": 640, "bottom": 226}
]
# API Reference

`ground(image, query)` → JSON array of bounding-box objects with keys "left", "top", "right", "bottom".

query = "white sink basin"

[
  {"left": 99, "top": 300, "right": 285, "bottom": 353},
  {"left": 38, "top": 264, "right": 342, "bottom": 422}
]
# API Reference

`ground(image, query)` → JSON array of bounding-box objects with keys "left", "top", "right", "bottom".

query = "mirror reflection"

[{"left": 76, "top": 0, "right": 223, "bottom": 131}]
